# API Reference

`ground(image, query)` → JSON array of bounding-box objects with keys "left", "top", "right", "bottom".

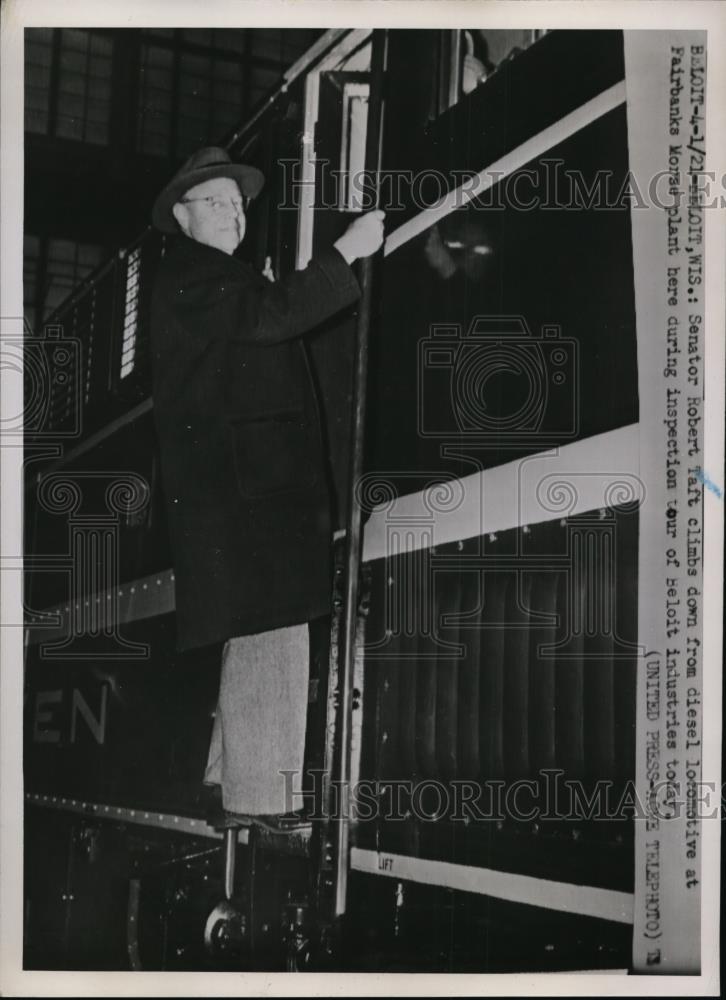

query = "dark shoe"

[
  {"left": 208, "top": 809, "right": 254, "bottom": 831},
  {"left": 259, "top": 810, "right": 313, "bottom": 833},
  {"left": 208, "top": 808, "right": 312, "bottom": 834}
]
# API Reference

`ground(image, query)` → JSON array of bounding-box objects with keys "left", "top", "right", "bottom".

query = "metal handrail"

[{"left": 331, "top": 26, "right": 388, "bottom": 924}]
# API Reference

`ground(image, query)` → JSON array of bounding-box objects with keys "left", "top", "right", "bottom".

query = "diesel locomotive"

[{"left": 23, "top": 27, "right": 647, "bottom": 972}]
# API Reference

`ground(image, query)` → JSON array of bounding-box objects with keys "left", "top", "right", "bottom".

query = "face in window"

[
  {"left": 172, "top": 176, "right": 246, "bottom": 255},
  {"left": 424, "top": 215, "right": 496, "bottom": 282}
]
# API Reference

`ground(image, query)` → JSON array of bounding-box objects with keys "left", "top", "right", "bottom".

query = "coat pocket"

[{"left": 230, "top": 411, "right": 320, "bottom": 500}]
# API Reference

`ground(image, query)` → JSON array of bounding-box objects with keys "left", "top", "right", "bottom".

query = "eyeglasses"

[
  {"left": 444, "top": 239, "right": 493, "bottom": 256},
  {"left": 181, "top": 194, "right": 248, "bottom": 213}
]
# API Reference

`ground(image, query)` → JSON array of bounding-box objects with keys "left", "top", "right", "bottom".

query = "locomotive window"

[
  {"left": 339, "top": 82, "right": 369, "bottom": 211},
  {"left": 462, "top": 29, "right": 546, "bottom": 94},
  {"left": 440, "top": 29, "right": 548, "bottom": 114},
  {"left": 295, "top": 28, "right": 372, "bottom": 268}
]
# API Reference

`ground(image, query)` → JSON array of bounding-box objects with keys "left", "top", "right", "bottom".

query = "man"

[{"left": 150, "top": 147, "right": 384, "bottom": 826}]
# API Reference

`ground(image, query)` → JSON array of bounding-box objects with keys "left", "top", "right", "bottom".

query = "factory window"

[
  {"left": 23, "top": 237, "right": 103, "bottom": 326},
  {"left": 247, "top": 28, "right": 305, "bottom": 65},
  {"left": 44, "top": 239, "right": 103, "bottom": 319},
  {"left": 25, "top": 28, "right": 53, "bottom": 134},
  {"left": 140, "top": 42, "right": 248, "bottom": 158},
  {"left": 177, "top": 51, "right": 244, "bottom": 158},
  {"left": 137, "top": 43, "right": 174, "bottom": 157},
  {"left": 24, "top": 28, "right": 113, "bottom": 144},
  {"left": 138, "top": 39, "right": 260, "bottom": 158},
  {"left": 181, "top": 28, "right": 214, "bottom": 47},
  {"left": 141, "top": 28, "right": 175, "bottom": 39},
  {"left": 55, "top": 30, "right": 113, "bottom": 144},
  {"left": 26, "top": 27, "right": 321, "bottom": 150},
  {"left": 23, "top": 235, "right": 41, "bottom": 332},
  {"left": 247, "top": 65, "right": 283, "bottom": 113},
  {"left": 136, "top": 29, "right": 320, "bottom": 159}
]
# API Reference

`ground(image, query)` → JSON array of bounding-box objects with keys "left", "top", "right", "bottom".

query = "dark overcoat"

[{"left": 150, "top": 235, "right": 360, "bottom": 651}]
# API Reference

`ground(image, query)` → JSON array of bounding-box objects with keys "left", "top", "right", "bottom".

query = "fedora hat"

[{"left": 152, "top": 146, "right": 265, "bottom": 234}]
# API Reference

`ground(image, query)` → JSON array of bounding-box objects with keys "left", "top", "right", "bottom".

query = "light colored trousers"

[{"left": 204, "top": 624, "right": 309, "bottom": 815}]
